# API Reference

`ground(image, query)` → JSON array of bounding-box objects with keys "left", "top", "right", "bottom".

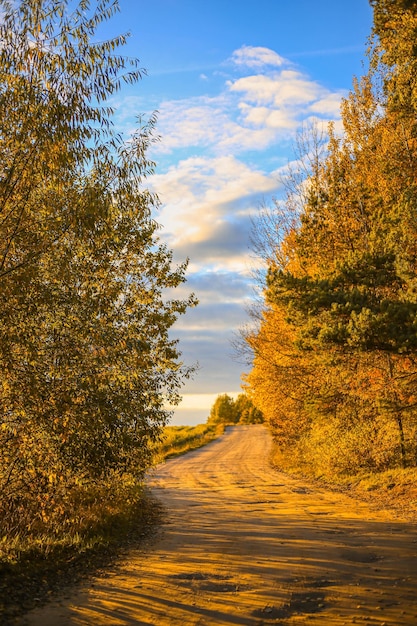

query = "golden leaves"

[{"left": 246, "top": 0, "right": 417, "bottom": 477}]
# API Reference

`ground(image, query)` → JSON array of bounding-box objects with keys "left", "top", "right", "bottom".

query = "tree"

[
  {"left": 0, "top": 0, "right": 144, "bottom": 277},
  {"left": 245, "top": 1, "right": 417, "bottom": 474},
  {"left": 234, "top": 393, "right": 264, "bottom": 424},
  {"left": 207, "top": 394, "right": 238, "bottom": 426},
  {"left": 370, "top": 0, "right": 417, "bottom": 121},
  {"left": 0, "top": 0, "right": 196, "bottom": 537},
  {"left": 206, "top": 392, "right": 264, "bottom": 427},
  {"left": 243, "top": 302, "right": 316, "bottom": 448}
]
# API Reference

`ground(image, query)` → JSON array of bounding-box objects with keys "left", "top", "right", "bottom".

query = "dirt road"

[{"left": 19, "top": 425, "right": 417, "bottom": 625}]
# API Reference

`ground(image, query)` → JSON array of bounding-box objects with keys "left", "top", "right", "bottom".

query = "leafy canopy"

[{"left": 0, "top": 0, "right": 197, "bottom": 538}]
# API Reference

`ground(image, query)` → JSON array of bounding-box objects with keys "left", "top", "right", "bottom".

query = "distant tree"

[
  {"left": 234, "top": 393, "right": 264, "bottom": 424},
  {"left": 207, "top": 393, "right": 264, "bottom": 426},
  {"left": 207, "top": 394, "right": 238, "bottom": 426}
]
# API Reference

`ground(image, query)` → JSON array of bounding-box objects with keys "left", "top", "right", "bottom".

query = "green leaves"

[
  {"left": 267, "top": 252, "right": 417, "bottom": 353},
  {"left": 0, "top": 0, "right": 196, "bottom": 539},
  {"left": 207, "top": 393, "right": 263, "bottom": 426}
]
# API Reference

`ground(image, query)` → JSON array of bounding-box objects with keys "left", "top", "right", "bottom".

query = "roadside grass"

[
  {"left": 0, "top": 490, "right": 162, "bottom": 623},
  {"left": 153, "top": 422, "right": 224, "bottom": 463},
  {"left": 347, "top": 467, "right": 417, "bottom": 518},
  {"left": 351, "top": 466, "right": 417, "bottom": 492},
  {"left": 0, "top": 422, "right": 223, "bottom": 622},
  {"left": 271, "top": 444, "right": 417, "bottom": 520}
]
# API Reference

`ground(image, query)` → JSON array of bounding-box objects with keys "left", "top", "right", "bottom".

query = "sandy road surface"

[{"left": 19, "top": 425, "right": 417, "bottom": 625}]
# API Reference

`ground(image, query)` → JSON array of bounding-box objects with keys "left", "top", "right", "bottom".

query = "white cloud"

[
  {"left": 228, "top": 74, "right": 282, "bottom": 105},
  {"left": 155, "top": 98, "right": 228, "bottom": 153},
  {"left": 147, "top": 47, "right": 346, "bottom": 289},
  {"left": 229, "top": 71, "right": 338, "bottom": 122},
  {"left": 149, "top": 46, "right": 344, "bottom": 159},
  {"left": 238, "top": 103, "right": 296, "bottom": 130},
  {"left": 230, "top": 45, "right": 286, "bottom": 69},
  {"left": 111, "top": 46, "right": 348, "bottom": 408},
  {"left": 178, "top": 394, "right": 223, "bottom": 411},
  {"left": 152, "top": 155, "right": 282, "bottom": 269},
  {"left": 174, "top": 391, "right": 240, "bottom": 413},
  {"left": 309, "top": 93, "right": 345, "bottom": 116}
]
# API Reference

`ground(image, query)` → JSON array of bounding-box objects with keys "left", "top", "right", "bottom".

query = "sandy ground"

[{"left": 18, "top": 424, "right": 417, "bottom": 625}]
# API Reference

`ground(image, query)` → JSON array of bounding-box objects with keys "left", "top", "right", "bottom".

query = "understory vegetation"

[{"left": 244, "top": 0, "right": 417, "bottom": 489}]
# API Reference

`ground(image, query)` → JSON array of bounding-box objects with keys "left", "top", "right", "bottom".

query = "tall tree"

[
  {"left": 207, "top": 394, "right": 239, "bottom": 426},
  {"left": 0, "top": 0, "right": 196, "bottom": 536},
  {"left": 245, "top": 0, "right": 417, "bottom": 474},
  {"left": 370, "top": 0, "right": 417, "bottom": 120}
]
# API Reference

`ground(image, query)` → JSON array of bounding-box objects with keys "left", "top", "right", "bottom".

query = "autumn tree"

[
  {"left": 0, "top": 0, "right": 196, "bottom": 537},
  {"left": 243, "top": 302, "right": 311, "bottom": 439},
  {"left": 370, "top": 0, "right": 417, "bottom": 122},
  {"left": 245, "top": 0, "right": 417, "bottom": 475},
  {"left": 234, "top": 393, "right": 264, "bottom": 424}
]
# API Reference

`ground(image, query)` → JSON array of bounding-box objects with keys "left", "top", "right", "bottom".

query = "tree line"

[
  {"left": 0, "top": 0, "right": 195, "bottom": 541},
  {"left": 207, "top": 393, "right": 263, "bottom": 427},
  {"left": 244, "top": 0, "right": 417, "bottom": 477}
]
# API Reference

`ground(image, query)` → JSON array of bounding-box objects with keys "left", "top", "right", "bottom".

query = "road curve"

[{"left": 20, "top": 425, "right": 417, "bottom": 625}]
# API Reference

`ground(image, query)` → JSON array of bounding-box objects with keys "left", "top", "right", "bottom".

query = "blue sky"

[{"left": 101, "top": 0, "right": 374, "bottom": 425}]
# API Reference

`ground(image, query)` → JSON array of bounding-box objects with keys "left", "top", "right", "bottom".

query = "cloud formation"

[
  {"left": 153, "top": 155, "right": 281, "bottom": 270},
  {"left": 229, "top": 45, "right": 286, "bottom": 69},
  {"left": 151, "top": 46, "right": 344, "bottom": 160},
  {"left": 114, "top": 46, "right": 346, "bottom": 422}
]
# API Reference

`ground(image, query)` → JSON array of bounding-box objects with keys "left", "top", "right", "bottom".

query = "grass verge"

[
  {"left": 153, "top": 422, "right": 224, "bottom": 463},
  {"left": 346, "top": 467, "right": 417, "bottom": 520},
  {"left": 0, "top": 492, "right": 162, "bottom": 625},
  {"left": 0, "top": 422, "right": 224, "bottom": 624},
  {"left": 270, "top": 444, "right": 417, "bottom": 521}
]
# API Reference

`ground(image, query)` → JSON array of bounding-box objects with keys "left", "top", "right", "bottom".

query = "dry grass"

[
  {"left": 0, "top": 421, "right": 224, "bottom": 622},
  {"left": 153, "top": 423, "right": 224, "bottom": 463},
  {"left": 270, "top": 443, "right": 417, "bottom": 521},
  {"left": 0, "top": 493, "right": 162, "bottom": 623}
]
